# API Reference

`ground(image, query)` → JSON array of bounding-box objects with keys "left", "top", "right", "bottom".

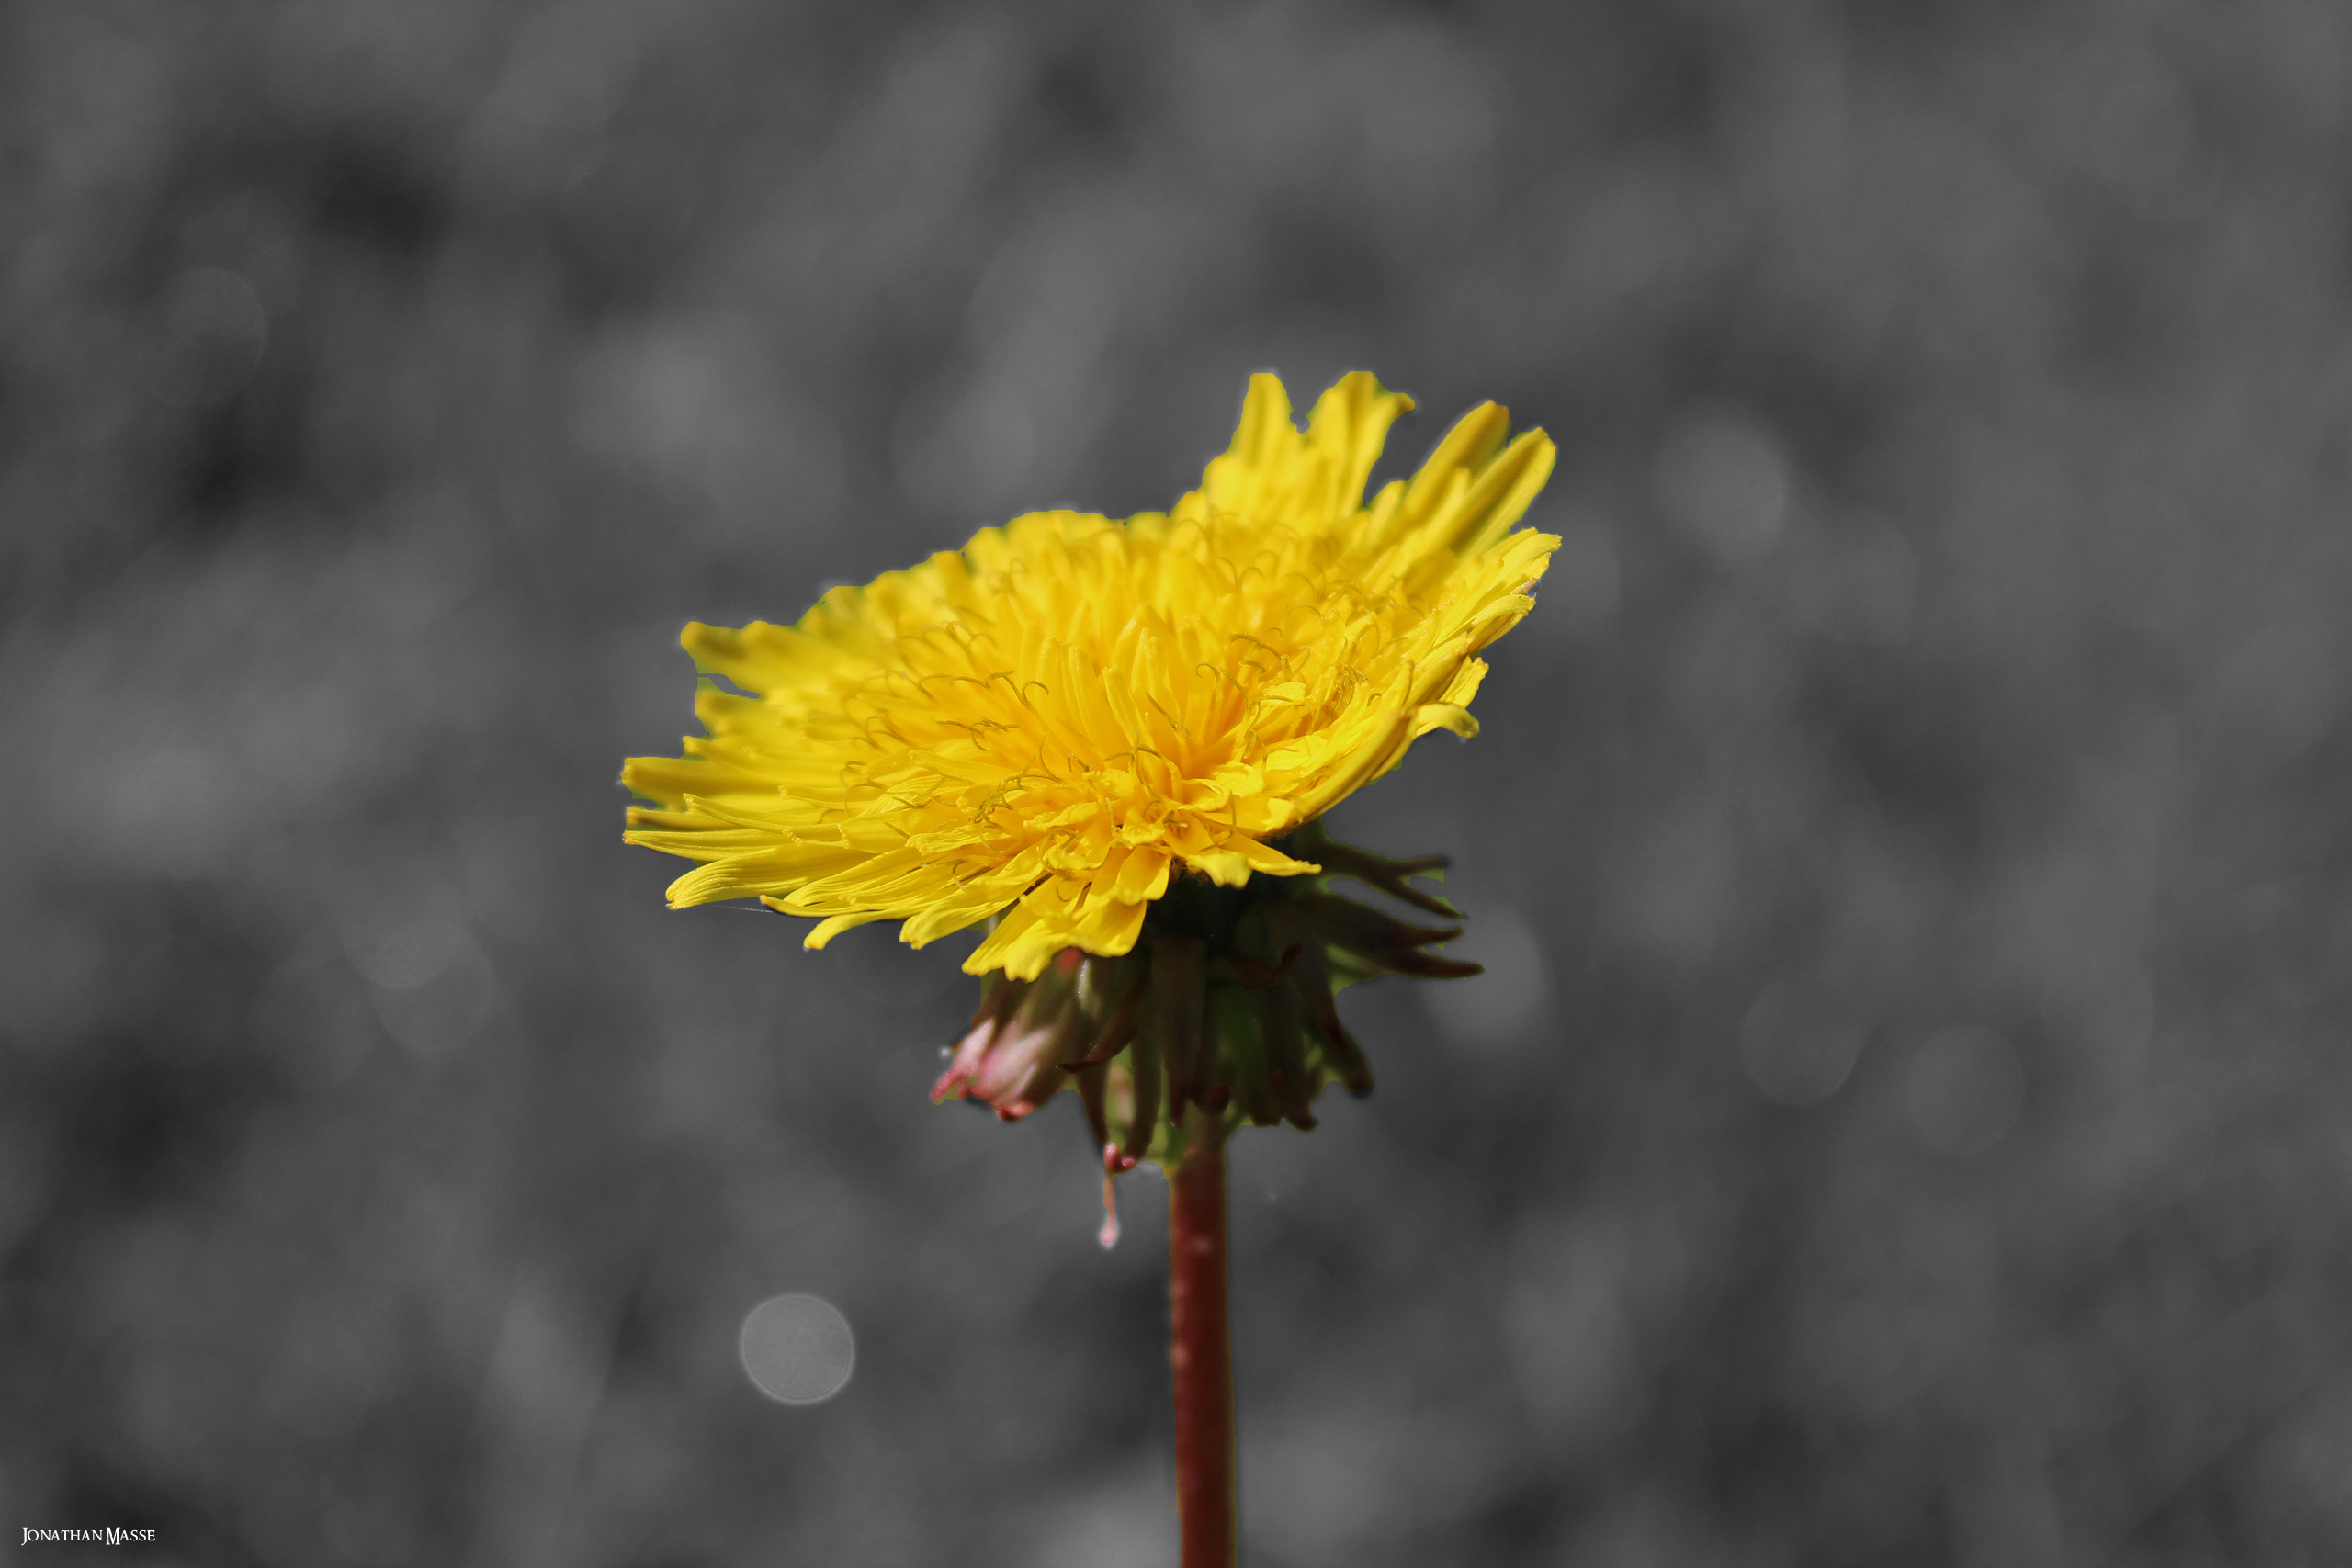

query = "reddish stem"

[{"left": 1169, "top": 1113, "right": 1235, "bottom": 1568}]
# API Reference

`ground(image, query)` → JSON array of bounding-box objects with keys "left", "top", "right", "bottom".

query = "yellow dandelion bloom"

[{"left": 622, "top": 371, "right": 1556, "bottom": 983}]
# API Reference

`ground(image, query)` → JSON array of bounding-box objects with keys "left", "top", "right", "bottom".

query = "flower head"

[{"left": 624, "top": 372, "right": 1556, "bottom": 984}]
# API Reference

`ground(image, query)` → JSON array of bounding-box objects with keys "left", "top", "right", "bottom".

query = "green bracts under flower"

[{"left": 928, "top": 821, "right": 1480, "bottom": 1170}]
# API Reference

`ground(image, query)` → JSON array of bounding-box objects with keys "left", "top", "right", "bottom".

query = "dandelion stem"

[{"left": 1169, "top": 1107, "right": 1235, "bottom": 1568}]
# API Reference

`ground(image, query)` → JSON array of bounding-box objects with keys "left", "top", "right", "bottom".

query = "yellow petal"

[
  {"left": 799, "top": 909, "right": 896, "bottom": 948},
  {"left": 1411, "top": 704, "right": 1479, "bottom": 740},
  {"left": 1111, "top": 846, "right": 1172, "bottom": 903}
]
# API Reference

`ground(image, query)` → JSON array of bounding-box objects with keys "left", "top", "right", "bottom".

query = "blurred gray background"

[{"left": 6, "top": 2, "right": 2352, "bottom": 1564}]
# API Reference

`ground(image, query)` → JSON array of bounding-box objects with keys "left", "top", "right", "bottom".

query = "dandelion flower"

[
  {"left": 626, "top": 370, "right": 1557, "bottom": 1568},
  {"left": 623, "top": 370, "right": 1555, "bottom": 987}
]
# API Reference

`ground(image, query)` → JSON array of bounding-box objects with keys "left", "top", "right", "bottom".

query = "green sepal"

[{"left": 1208, "top": 983, "right": 1278, "bottom": 1126}]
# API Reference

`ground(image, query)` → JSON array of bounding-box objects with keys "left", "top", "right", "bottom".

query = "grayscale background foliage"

[{"left": 6, "top": 2, "right": 2352, "bottom": 1564}]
